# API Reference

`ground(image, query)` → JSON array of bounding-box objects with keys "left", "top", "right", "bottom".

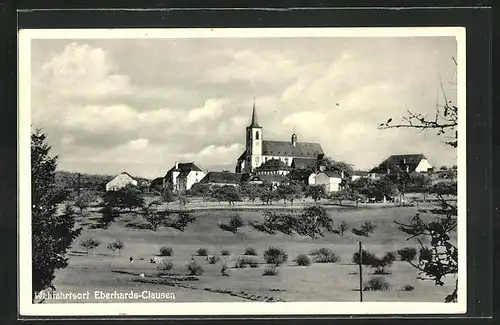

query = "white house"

[
  {"left": 314, "top": 171, "right": 343, "bottom": 193},
  {"left": 106, "top": 172, "right": 138, "bottom": 191},
  {"left": 351, "top": 170, "right": 369, "bottom": 182},
  {"left": 164, "top": 162, "right": 206, "bottom": 192}
]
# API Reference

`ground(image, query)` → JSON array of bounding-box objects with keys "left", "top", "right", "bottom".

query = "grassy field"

[{"left": 49, "top": 202, "right": 456, "bottom": 304}]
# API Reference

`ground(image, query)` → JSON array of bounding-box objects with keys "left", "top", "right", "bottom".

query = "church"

[{"left": 236, "top": 102, "right": 325, "bottom": 174}]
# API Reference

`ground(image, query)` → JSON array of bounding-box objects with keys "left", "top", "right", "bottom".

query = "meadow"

[{"left": 47, "top": 198, "right": 457, "bottom": 304}]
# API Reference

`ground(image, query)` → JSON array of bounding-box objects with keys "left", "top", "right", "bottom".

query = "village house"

[
  {"left": 254, "top": 158, "right": 292, "bottom": 176},
  {"left": 199, "top": 171, "right": 247, "bottom": 187},
  {"left": 351, "top": 170, "right": 369, "bottom": 182},
  {"left": 105, "top": 172, "right": 138, "bottom": 191},
  {"left": 368, "top": 154, "right": 433, "bottom": 179},
  {"left": 163, "top": 162, "right": 206, "bottom": 192},
  {"left": 313, "top": 170, "right": 344, "bottom": 193},
  {"left": 236, "top": 101, "right": 324, "bottom": 174}
]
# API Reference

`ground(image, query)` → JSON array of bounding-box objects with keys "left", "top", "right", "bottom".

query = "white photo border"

[{"left": 18, "top": 27, "right": 467, "bottom": 316}]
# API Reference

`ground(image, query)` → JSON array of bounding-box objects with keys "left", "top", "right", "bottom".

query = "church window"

[{"left": 256, "top": 131, "right": 260, "bottom": 139}]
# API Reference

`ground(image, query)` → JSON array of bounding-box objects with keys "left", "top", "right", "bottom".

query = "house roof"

[
  {"left": 291, "top": 157, "right": 317, "bottom": 170},
  {"left": 256, "top": 159, "right": 291, "bottom": 171},
  {"left": 369, "top": 154, "right": 426, "bottom": 174},
  {"left": 200, "top": 172, "right": 246, "bottom": 184},
  {"left": 118, "top": 172, "right": 135, "bottom": 180},
  {"left": 249, "top": 174, "right": 286, "bottom": 183},
  {"left": 352, "top": 170, "right": 369, "bottom": 177},
  {"left": 317, "top": 171, "right": 342, "bottom": 178},
  {"left": 165, "top": 162, "right": 203, "bottom": 178},
  {"left": 262, "top": 140, "right": 324, "bottom": 158}
]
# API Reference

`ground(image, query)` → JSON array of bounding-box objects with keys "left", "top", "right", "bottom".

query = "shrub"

[
  {"left": 295, "top": 254, "right": 312, "bottom": 266},
  {"left": 263, "top": 247, "right": 288, "bottom": 266},
  {"left": 352, "top": 249, "right": 377, "bottom": 266},
  {"left": 397, "top": 247, "right": 417, "bottom": 262},
  {"left": 80, "top": 237, "right": 100, "bottom": 254},
  {"left": 311, "top": 248, "right": 339, "bottom": 263},
  {"left": 244, "top": 247, "right": 257, "bottom": 256},
  {"left": 221, "top": 263, "right": 229, "bottom": 276},
  {"left": 107, "top": 239, "right": 124, "bottom": 255},
  {"left": 186, "top": 260, "right": 204, "bottom": 275},
  {"left": 157, "top": 260, "right": 173, "bottom": 271},
  {"left": 206, "top": 255, "right": 220, "bottom": 264},
  {"left": 235, "top": 257, "right": 259, "bottom": 268},
  {"left": 401, "top": 284, "right": 415, "bottom": 291},
  {"left": 364, "top": 277, "right": 390, "bottom": 291},
  {"left": 221, "top": 249, "right": 230, "bottom": 256},
  {"left": 197, "top": 248, "right": 209, "bottom": 256},
  {"left": 337, "top": 220, "right": 349, "bottom": 236},
  {"left": 262, "top": 266, "right": 279, "bottom": 276},
  {"left": 229, "top": 214, "right": 244, "bottom": 231},
  {"left": 159, "top": 246, "right": 173, "bottom": 256},
  {"left": 361, "top": 221, "right": 377, "bottom": 234}
]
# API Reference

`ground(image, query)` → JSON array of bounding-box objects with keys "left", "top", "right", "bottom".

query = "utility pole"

[{"left": 358, "top": 241, "right": 363, "bottom": 302}]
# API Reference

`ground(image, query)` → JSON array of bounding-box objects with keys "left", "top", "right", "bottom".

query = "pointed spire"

[{"left": 249, "top": 97, "right": 261, "bottom": 127}]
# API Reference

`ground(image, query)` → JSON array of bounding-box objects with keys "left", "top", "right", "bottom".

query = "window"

[{"left": 256, "top": 131, "right": 260, "bottom": 139}]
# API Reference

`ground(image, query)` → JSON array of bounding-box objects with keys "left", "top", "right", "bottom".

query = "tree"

[
  {"left": 381, "top": 58, "right": 459, "bottom": 302},
  {"left": 73, "top": 191, "right": 95, "bottom": 214},
  {"left": 103, "top": 185, "right": 144, "bottom": 212},
  {"left": 239, "top": 183, "right": 260, "bottom": 202},
  {"left": 305, "top": 185, "right": 326, "bottom": 202},
  {"left": 408, "top": 172, "right": 433, "bottom": 201},
  {"left": 259, "top": 186, "right": 278, "bottom": 205},
  {"left": 189, "top": 183, "right": 212, "bottom": 199},
  {"left": 277, "top": 182, "right": 303, "bottom": 205},
  {"left": 314, "top": 156, "right": 354, "bottom": 178},
  {"left": 161, "top": 187, "right": 175, "bottom": 207},
  {"left": 329, "top": 189, "right": 349, "bottom": 206},
  {"left": 142, "top": 204, "right": 167, "bottom": 231},
  {"left": 31, "top": 129, "right": 82, "bottom": 299},
  {"left": 80, "top": 237, "right": 100, "bottom": 255},
  {"left": 212, "top": 185, "right": 241, "bottom": 206},
  {"left": 337, "top": 220, "right": 348, "bottom": 236},
  {"left": 107, "top": 239, "right": 124, "bottom": 255}
]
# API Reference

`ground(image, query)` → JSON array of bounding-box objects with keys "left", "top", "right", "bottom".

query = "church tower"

[{"left": 245, "top": 99, "right": 263, "bottom": 173}]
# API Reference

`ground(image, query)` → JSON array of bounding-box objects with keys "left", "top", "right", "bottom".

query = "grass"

[{"left": 51, "top": 203, "right": 456, "bottom": 302}]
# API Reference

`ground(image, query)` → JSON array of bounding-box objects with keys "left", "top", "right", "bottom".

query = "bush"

[
  {"left": 80, "top": 237, "right": 100, "bottom": 254},
  {"left": 352, "top": 249, "right": 377, "bottom": 266},
  {"left": 397, "top": 247, "right": 417, "bottom": 262},
  {"left": 235, "top": 257, "right": 259, "bottom": 268},
  {"left": 107, "top": 239, "right": 124, "bottom": 255},
  {"left": 221, "top": 263, "right": 229, "bottom": 276},
  {"left": 262, "top": 266, "right": 278, "bottom": 276},
  {"left": 197, "top": 248, "right": 209, "bottom": 256},
  {"left": 364, "top": 277, "right": 390, "bottom": 291},
  {"left": 206, "top": 255, "right": 220, "bottom": 264},
  {"left": 311, "top": 248, "right": 339, "bottom": 263},
  {"left": 159, "top": 246, "right": 173, "bottom": 256},
  {"left": 295, "top": 254, "right": 312, "bottom": 266},
  {"left": 229, "top": 214, "right": 244, "bottom": 231},
  {"left": 361, "top": 221, "right": 377, "bottom": 234},
  {"left": 157, "top": 260, "right": 173, "bottom": 271},
  {"left": 221, "top": 249, "right": 230, "bottom": 256},
  {"left": 401, "top": 284, "right": 415, "bottom": 291},
  {"left": 263, "top": 247, "right": 288, "bottom": 266},
  {"left": 186, "top": 260, "right": 204, "bottom": 276},
  {"left": 244, "top": 247, "right": 257, "bottom": 256}
]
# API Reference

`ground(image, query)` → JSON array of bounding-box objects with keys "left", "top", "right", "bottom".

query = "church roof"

[
  {"left": 262, "top": 140, "right": 323, "bottom": 158},
  {"left": 369, "top": 154, "right": 426, "bottom": 174},
  {"left": 200, "top": 171, "right": 246, "bottom": 184},
  {"left": 291, "top": 157, "right": 317, "bottom": 170}
]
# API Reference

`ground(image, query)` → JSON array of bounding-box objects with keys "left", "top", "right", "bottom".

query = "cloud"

[
  {"left": 31, "top": 37, "right": 458, "bottom": 178},
  {"left": 180, "top": 143, "right": 244, "bottom": 167},
  {"left": 188, "top": 98, "right": 230, "bottom": 122}
]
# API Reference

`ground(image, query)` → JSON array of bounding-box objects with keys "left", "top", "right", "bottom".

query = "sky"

[{"left": 30, "top": 35, "right": 458, "bottom": 179}]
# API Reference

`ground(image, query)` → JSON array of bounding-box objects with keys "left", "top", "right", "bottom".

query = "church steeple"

[{"left": 249, "top": 97, "right": 260, "bottom": 127}]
